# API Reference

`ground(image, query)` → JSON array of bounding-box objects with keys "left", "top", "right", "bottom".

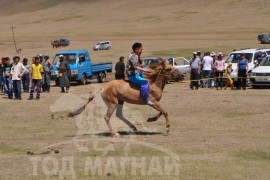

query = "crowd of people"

[
  {"left": 0, "top": 46, "right": 264, "bottom": 101},
  {"left": 0, "top": 54, "right": 56, "bottom": 100},
  {"left": 189, "top": 50, "right": 249, "bottom": 90},
  {"left": 114, "top": 48, "right": 255, "bottom": 92}
]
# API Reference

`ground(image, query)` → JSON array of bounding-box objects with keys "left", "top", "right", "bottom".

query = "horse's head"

[{"left": 157, "top": 57, "right": 185, "bottom": 81}]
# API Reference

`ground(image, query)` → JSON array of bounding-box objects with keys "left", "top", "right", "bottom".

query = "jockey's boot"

[{"left": 140, "top": 82, "right": 153, "bottom": 106}]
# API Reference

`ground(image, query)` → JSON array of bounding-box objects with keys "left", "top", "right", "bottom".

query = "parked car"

[
  {"left": 51, "top": 38, "right": 70, "bottom": 48},
  {"left": 250, "top": 55, "right": 270, "bottom": 88},
  {"left": 166, "top": 57, "right": 190, "bottom": 74},
  {"left": 258, "top": 33, "right": 270, "bottom": 44},
  {"left": 51, "top": 50, "right": 113, "bottom": 85},
  {"left": 143, "top": 57, "right": 190, "bottom": 81},
  {"left": 143, "top": 57, "right": 159, "bottom": 67},
  {"left": 93, "top": 41, "right": 111, "bottom": 51},
  {"left": 225, "top": 48, "right": 270, "bottom": 86}
]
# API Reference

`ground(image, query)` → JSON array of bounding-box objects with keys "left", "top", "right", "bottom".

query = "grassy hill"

[{"left": 0, "top": 0, "right": 270, "bottom": 58}]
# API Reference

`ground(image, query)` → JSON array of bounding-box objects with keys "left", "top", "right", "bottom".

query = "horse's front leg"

[
  {"left": 150, "top": 102, "right": 170, "bottom": 133},
  {"left": 147, "top": 112, "right": 162, "bottom": 122}
]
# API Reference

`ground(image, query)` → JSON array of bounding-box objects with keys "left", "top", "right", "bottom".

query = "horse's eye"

[{"left": 165, "top": 68, "right": 172, "bottom": 72}]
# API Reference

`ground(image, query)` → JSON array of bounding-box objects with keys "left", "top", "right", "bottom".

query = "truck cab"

[{"left": 51, "top": 50, "right": 112, "bottom": 85}]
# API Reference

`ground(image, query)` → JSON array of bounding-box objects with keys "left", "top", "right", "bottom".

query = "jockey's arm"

[
  {"left": 135, "top": 66, "right": 152, "bottom": 73},
  {"left": 140, "top": 61, "right": 145, "bottom": 68}
]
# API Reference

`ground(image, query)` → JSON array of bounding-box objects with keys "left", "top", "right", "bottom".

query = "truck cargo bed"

[{"left": 92, "top": 62, "right": 113, "bottom": 73}]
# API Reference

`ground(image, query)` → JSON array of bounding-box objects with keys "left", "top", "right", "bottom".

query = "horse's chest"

[{"left": 150, "top": 86, "right": 162, "bottom": 100}]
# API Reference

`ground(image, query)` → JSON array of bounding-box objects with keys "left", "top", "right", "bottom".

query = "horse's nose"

[{"left": 177, "top": 74, "right": 185, "bottom": 81}]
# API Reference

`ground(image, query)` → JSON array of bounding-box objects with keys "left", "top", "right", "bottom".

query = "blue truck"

[{"left": 51, "top": 50, "right": 112, "bottom": 85}]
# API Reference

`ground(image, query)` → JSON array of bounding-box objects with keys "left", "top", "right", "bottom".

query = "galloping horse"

[{"left": 68, "top": 58, "right": 184, "bottom": 136}]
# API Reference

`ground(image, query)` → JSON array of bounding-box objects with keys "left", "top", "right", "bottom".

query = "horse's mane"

[{"left": 144, "top": 58, "right": 166, "bottom": 81}]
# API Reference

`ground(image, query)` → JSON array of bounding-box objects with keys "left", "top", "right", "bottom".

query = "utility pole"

[{"left": 11, "top": 26, "right": 17, "bottom": 52}]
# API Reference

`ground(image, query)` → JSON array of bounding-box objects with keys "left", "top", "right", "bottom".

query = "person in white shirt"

[
  {"left": 11, "top": 56, "right": 27, "bottom": 100},
  {"left": 201, "top": 52, "right": 213, "bottom": 88}
]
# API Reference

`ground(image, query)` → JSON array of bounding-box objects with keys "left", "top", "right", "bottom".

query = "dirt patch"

[{"left": 0, "top": 74, "right": 270, "bottom": 179}]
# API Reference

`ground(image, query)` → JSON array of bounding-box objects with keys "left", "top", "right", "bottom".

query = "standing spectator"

[
  {"left": 31, "top": 57, "right": 35, "bottom": 64},
  {"left": 224, "top": 62, "right": 234, "bottom": 90},
  {"left": 57, "top": 55, "right": 71, "bottom": 93},
  {"left": 39, "top": 54, "right": 45, "bottom": 91},
  {"left": 0, "top": 57, "right": 5, "bottom": 94},
  {"left": 39, "top": 54, "right": 46, "bottom": 67},
  {"left": 190, "top": 52, "right": 201, "bottom": 90},
  {"left": 197, "top": 51, "right": 203, "bottom": 86},
  {"left": 197, "top": 50, "right": 202, "bottom": 59},
  {"left": 11, "top": 56, "right": 27, "bottom": 100},
  {"left": 237, "top": 53, "right": 249, "bottom": 90},
  {"left": 214, "top": 52, "right": 225, "bottom": 90},
  {"left": 42, "top": 55, "right": 53, "bottom": 92},
  {"left": 3, "top": 57, "right": 13, "bottom": 99},
  {"left": 210, "top": 52, "right": 217, "bottom": 88},
  {"left": 29, "top": 57, "right": 43, "bottom": 100},
  {"left": 201, "top": 52, "right": 213, "bottom": 88},
  {"left": 22, "top": 58, "right": 30, "bottom": 93},
  {"left": 115, "top": 56, "right": 126, "bottom": 80}
]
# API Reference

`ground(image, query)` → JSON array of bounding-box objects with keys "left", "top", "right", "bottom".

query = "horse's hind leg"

[
  {"left": 116, "top": 100, "right": 138, "bottom": 131},
  {"left": 104, "top": 103, "right": 118, "bottom": 136}
]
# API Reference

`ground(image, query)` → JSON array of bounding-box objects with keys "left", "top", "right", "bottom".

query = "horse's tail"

[{"left": 67, "top": 88, "right": 102, "bottom": 117}]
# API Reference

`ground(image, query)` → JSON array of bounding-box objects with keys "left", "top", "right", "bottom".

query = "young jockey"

[{"left": 126, "top": 42, "right": 153, "bottom": 106}]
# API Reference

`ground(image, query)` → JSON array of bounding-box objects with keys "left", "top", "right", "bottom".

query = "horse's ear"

[{"left": 158, "top": 57, "right": 167, "bottom": 66}]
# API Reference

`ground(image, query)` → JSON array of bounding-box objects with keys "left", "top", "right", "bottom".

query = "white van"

[
  {"left": 93, "top": 41, "right": 111, "bottom": 51},
  {"left": 250, "top": 55, "right": 270, "bottom": 88},
  {"left": 225, "top": 48, "right": 270, "bottom": 85}
]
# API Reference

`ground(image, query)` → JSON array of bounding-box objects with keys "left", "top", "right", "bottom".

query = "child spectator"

[
  {"left": 28, "top": 57, "right": 43, "bottom": 100},
  {"left": 224, "top": 62, "right": 234, "bottom": 90}
]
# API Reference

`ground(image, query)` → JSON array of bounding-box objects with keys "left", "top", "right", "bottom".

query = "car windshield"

[
  {"left": 53, "top": 54, "right": 77, "bottom": 65},
  {"left": 145, "top": 58, "right": 159, "bottom": 66},
  {"left": 260, "top": 57, "right": 270, "bottom": 66},
  {"left": 172, "top": 57, "right": 189, "bottom": 66},
  {"left": 96, "top": 43, "right": 100, "bottom": 45},
  {"left": 225, "top": 53, "right": 253, "bottom": 63}
]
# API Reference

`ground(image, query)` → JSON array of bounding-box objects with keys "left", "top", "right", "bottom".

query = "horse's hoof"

[
  {"left": 166, "top": 128, "right": 170, "bottom": 134},
  {"left": 147, "top": 117, "right": 157, "bottom": 122},
  {"left": 132, "top": 127, "right": 138, "bottom": 131},
  {"left": 113, "top": 133, "right": 120, "bottom": 137}
]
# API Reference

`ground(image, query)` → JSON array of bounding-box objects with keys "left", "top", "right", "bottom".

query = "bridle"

[{"left": 151, "top": 63, "right": 178, "bottom": 80}]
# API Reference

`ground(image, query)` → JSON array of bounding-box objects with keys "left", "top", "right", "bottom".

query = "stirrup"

[{"left": 147, "top": 100, "right": 154, "bottom": 106}]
